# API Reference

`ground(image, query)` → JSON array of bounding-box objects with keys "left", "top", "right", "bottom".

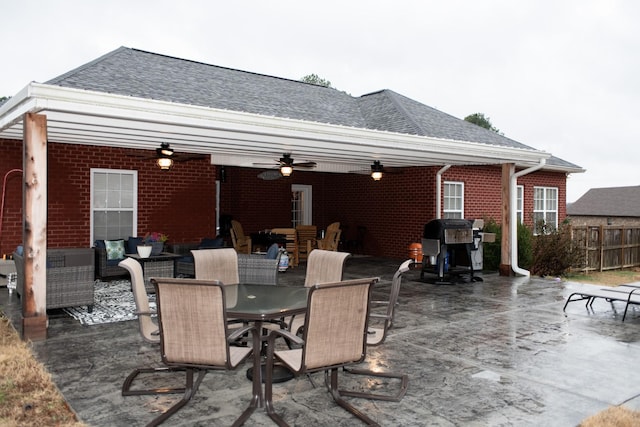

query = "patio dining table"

[{"left": 225, "top": 283, "right": 309, "bottom": 414}]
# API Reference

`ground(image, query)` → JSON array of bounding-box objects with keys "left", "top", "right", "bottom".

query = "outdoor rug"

[{"left": 63, "top": 280, "right": 155, "bottom": 326}]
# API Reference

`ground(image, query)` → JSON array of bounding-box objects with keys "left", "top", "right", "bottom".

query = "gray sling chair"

[
  {"left": 264, "top": 277, "right": 380, "bottom": 426},
  {"left": 338, "top": 259, "right": 412, "bottom": 402},
  {"left": 119, "top": 257, "right": 185, "bottom": 397},
  {"left": 146, "top": 277, "right": 256, "bottom": 427}
]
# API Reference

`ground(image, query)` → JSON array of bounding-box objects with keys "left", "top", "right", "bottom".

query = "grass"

[
  {"left": 0, "top": 313, "right": 85, "bottom": 427},
  {"left": 565, "top": 267, "right": 640, "bottom": 287}
]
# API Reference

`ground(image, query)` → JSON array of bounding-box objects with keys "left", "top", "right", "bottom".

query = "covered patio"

[{"left": 2, "top": 256, "right": 640, "bottom": 426}]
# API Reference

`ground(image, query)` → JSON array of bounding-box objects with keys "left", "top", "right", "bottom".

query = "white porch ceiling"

[{"left": 0, "top": 83, "right": 552, "bottom": 173}]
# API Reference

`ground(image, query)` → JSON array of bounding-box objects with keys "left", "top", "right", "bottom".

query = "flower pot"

[
  {"left": 150, "top": 241, "right": 164, "bottom": 255},
  {"left": 137, "top": 245, "right": 152, "bottom": 258}
]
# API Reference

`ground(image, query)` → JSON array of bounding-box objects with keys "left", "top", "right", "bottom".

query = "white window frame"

[
  {"left": 443, "top": 181, "right": 464, "bottom": 219},
  {"left": 516, "top": 185, "right": 524, "bottom": 224},
  {"left": 90, "top": 168, "right": 138, "bottom": 244},
  {"left": 533, "top": 186, "right": 558, "bottom": 234}
]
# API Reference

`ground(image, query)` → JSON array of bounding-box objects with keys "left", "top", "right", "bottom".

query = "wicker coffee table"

[{"left": 125, "top": 252, "right": 182, "bottom": 292}]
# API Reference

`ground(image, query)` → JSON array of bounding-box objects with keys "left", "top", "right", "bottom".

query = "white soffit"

[{"left": 0, "top": 83, "right": 550, "bottom": 173}]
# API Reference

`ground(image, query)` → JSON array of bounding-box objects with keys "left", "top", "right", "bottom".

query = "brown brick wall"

[{"left": 1, "top": 139, "right": 567, "bottom": 259}]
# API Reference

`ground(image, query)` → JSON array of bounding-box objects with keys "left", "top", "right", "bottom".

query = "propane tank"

[{"left": 278, "top": 248, "right": 289, "bottom": 272}]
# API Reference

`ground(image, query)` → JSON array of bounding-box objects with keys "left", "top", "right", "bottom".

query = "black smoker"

[{"left": 420, "top": 218, "right": 482, "bottom": 283}]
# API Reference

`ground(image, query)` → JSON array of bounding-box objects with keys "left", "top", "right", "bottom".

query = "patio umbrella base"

[{"left": 246, "top": 363, "right": 294, "bottom": 383}]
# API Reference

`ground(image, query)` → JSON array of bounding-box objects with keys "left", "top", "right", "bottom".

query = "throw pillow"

[
  {"left": 126, "top": 237, "right": 144, "bottom": 254},
  {"left": 105, "top": 239, "right": 125, "bottom": 260}
]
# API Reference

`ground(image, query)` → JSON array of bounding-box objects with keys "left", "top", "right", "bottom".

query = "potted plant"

[{"left": 143, "top": 232, "right": 169, "bottom": 255}]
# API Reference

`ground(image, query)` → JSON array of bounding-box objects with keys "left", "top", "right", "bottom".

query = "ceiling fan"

[
  {"left": 349, "top": 160, "right": 403, "bottom": 180},
  {"left": 127, "top": 143, "right": 208, "bottom": 169},
  {"left": 254, "top": 153, "right": 317, "bottom": 178}
]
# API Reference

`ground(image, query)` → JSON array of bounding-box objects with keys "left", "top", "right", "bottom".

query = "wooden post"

[
  {"left": 499, "top": 163, "right": 514, "bottom": 276},
  {"left": 22, "top": 113, "right": 48, "bottom": 341}
]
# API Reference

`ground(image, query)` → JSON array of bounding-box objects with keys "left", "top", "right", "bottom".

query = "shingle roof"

[
  {"left": 568, "top": 185, "right": 640, "bottom": 217},
  {"left": 46, "top": 46, "right": 579, "bottom": 169}
]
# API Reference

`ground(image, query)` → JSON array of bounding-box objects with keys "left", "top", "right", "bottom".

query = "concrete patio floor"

[{"left": 2, "top": 256, "right": 640, "bottom": 426}]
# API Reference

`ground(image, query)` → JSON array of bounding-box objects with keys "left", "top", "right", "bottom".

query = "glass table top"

[{"left": 225, "top": 283, "right": 309, "bottom": 320}]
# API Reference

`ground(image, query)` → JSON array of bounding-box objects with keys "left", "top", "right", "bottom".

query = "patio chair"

[
  {"left": 264, "top": 277, "right": 380, "bottom": 426},
  {"left": 286, "top": 249, "right": 351, "bottom": 335},
  {"left": 271, "top": 227, "right": 299, "bottom": 267},
  {"left": 118, "top": 257, "right": 185, "bottom": 397},
  {"left": 296, "top": 225, "right": 317, "bottom": 262},
  {"left": 338, "top": 259, "right": 412, "bottom": 402},
  {"left": 563, "top": 283, "right": 640, "bottom": 321},
  {"left": 192, "top": 248, "right": 239, "bottom": 284},
  {"left": 317, "top": 222, "right": 341, "bottom": 251},
  {"left": 231, "top": 220, "right": 252, "bottom": 254},
  {"left": 146, "top": 277, "right": 255, "bottom": 427}
]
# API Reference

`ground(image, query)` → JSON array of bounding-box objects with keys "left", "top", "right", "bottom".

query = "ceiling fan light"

[
  {"left": 371, "top": 160, "right": 384, "bottom": 181},
  {"left": 280, "top": 165, "right": 293, "bottom": 177},
  {"left": 157, "top": 143, "right": 174, "bottom": 157},
  {"left": 157, "top": 157, "right": 174, "bottom": 170}
]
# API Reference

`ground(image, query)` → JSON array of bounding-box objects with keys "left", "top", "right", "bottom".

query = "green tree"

[
  {"left": 464, "top": 113, "right": 502, "bottom": 134},
  {"left": 0, "top": 96, "right": 9, "bottom": 103},
  {"left": 300, "top": 74, "right": 332, "bottom": 88}
]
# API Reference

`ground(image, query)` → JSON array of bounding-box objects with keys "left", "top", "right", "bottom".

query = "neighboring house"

[
  {"left": 567, "top": 185, "right": 640, "bottom": 226},
  {"left": 0, "top": 47, "right": 584, "bottom": 262}
]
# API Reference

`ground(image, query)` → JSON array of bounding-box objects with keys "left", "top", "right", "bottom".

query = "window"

[
  {"left": 443, "top": 181, "right": 464, "bottom": 219},
  {"left": 516, "top": 185, "right": 524, "bottom": 224},
  {"left": 533, "top": 186, "right": 558, "bottom": 234},
  {"left": 91, "top": 169, "right": 137, "bottom": 243}
]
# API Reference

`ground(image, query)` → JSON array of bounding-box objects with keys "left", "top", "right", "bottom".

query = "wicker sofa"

[
  {"left": 13, "top": 247, "right": 95, "bottom": 311},
  {"left": 94, "top": 238, "right": 146, "bottom": 280},
  {"left": 172, "top": 241, "right": 280, "bottom": 285}
]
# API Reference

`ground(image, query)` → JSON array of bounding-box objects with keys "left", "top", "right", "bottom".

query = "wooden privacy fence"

[{"left": 570, "top": 225, "right": 640, "bottom": 272}]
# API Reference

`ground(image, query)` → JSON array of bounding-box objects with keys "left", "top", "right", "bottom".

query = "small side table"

[{"left": 125, "top": 252, "right": 182, "bottom": 293}]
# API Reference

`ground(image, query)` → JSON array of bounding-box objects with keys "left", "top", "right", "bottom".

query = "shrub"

[
  {"left": 481, "top": 218, "right": 533, "bottom": 271},
  {"left": 530, "top": 220, "right": 583, "bottom": 277}
]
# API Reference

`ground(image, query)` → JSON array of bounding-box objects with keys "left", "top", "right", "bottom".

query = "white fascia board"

[{"left": 2, "top": 83, "right": 550, "bottom": 167}]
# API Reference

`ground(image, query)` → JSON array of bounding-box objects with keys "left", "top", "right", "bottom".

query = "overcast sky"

[{"left": 2, "top": 1, "right": 638, "bottom": 203}]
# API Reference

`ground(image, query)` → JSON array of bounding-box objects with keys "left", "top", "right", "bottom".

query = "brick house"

[
  {"left": 1, "top": 46, "right": 583, "bottom": 269},
  {"left": 568, "top": 185, "right": 640, "bottom": 226}
]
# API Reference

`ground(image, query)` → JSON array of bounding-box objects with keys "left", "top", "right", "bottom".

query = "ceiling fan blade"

[
  {"left": 257, "top": 170, "right": 283, "bottom": 180},
  {"left": 172, "top": 153, "right": 208, "bottom": 162},
  {"left": 292, "top": 161, "right": 317, "bottom": 168}
]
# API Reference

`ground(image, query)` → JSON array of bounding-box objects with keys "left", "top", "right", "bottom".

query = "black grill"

[{"left": 420, "top": 218, "right": 478, "bottom": 283}]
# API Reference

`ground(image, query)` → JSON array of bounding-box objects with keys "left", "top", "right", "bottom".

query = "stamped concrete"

[{"left": 2, "top": 256, "right": 640, "bottom": 426}]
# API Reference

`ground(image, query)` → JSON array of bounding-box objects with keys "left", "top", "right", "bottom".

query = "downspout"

[
  {"left": 510, "top": 159, "right": 546, "bottom": 276},
  {"left": 435, "top": 165, "right": 451, "bottom": 219}
]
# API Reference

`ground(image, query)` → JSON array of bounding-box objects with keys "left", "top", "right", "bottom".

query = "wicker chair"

[
  {"left": 264, "top": 277, "right": 379, "bottom": 426},
  {"left": 230, "top": 220, "right": 252, "bottom": 254},
  {"left": 143, "top": 277, "right": 255, "bottom": 426},
  {"left": 13, "top": 248, "right": 95, "bottom": 311},
  {"left": 339, "top": 259, "right": 412, "bottom": 402}
]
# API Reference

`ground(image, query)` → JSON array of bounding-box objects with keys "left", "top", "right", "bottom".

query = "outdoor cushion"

[
  {"left": 266, "top": 243, "right": 279, "bottom": 259},
  {"left": 199, "top": 237, "right": 224, "bottom": 249},
  {"left": 105, "top": 239, "right": 125, "bottom": 260},
  {"left": 126, "top": 236, "right": 144, "bottom": 254}
]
